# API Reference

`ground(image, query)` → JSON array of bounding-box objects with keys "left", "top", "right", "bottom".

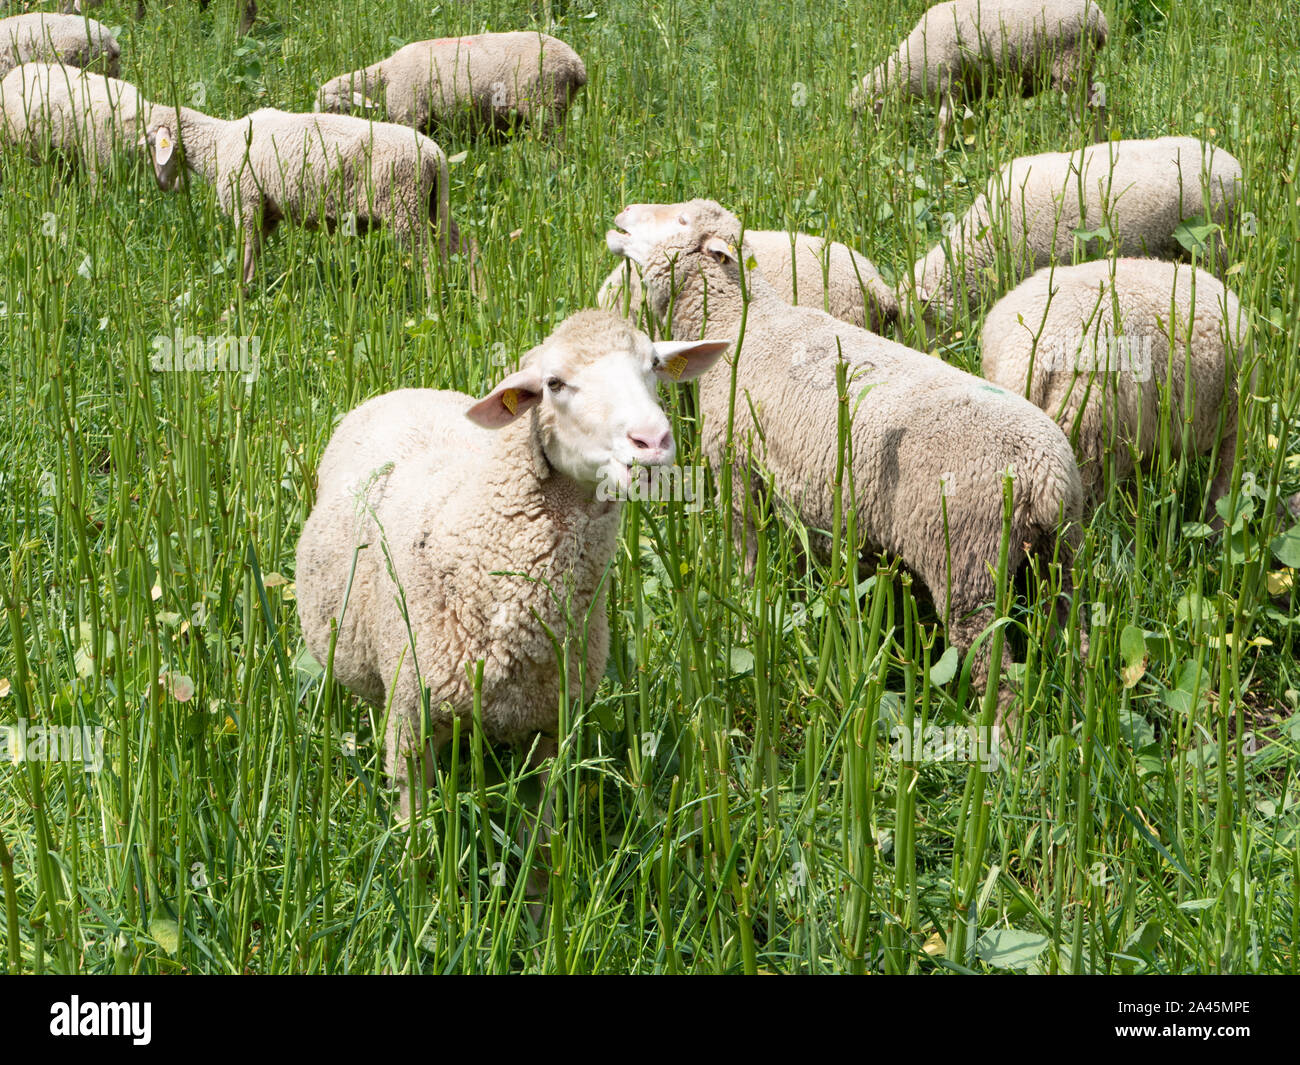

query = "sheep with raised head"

[
  {"left": 606, "top": 199, "right": 1085, "bottom": 711},
  {"left": 0, "top": 62, "right": 154, "bottom": 179},
  {"left": 315, "top": 32, "right": 586, "bottom": 139},
  {"left": 599, "top": 229, "right": 899, "bottom": 334},
  {"left": 294, "top": 311, "right": 727, "bottom": 901},
  {"left": 907, "top": 136, "right": 1243, "bottom": 329},
  {"left": 0, "top": 13, "right": 119, "bottom": 80},
  {"left": 980, "top": 257, "right": 1249, "bottom": 512},
  {"left": 851, "top": 0, "right": 1108, "bottom": 153},
  {"left": 140, "top": 106, "right": 467, "bottom": 287}
]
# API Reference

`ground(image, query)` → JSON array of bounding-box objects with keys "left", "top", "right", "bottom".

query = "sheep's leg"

[
  {"left": 936, "top": 93, "right": 955, "bottom": 157},
  {"left": 241, "top": 219, "right": 266, "bottom": 285},
  {"left": 1077, "top": 458, "right": 1106, "bottom": 516},
  {"left": 219, "top": 215, "right": 272, "bottom": 322},
  {"left": 387, "top": 702, "right": 453, "bottom": 824},
  {"left": 1053, "top": 49, "right": 1106, "bottom": 142},
  {"left": 388, "top": 206, "right": 445, "bottom": 309},
  {"left": 1207, "top": 415, "right": 1240, "bottom": 522},
  {"left": 725, "top": 459, "right": 763, "bottom": 575},
  {"left": 1087, "top": 84, "right": 1108, "bottom": 144},
  {"left": 731, "top": 502, "right": 760, "bottom": 575},
  {"left": 518, "top": 734, "right": 558, "bottom": 924},
  {"left": 948, "top": 604, "right": 996, "bottom": 691},
  {"left": 947, "top": 600, "right": 1019, "bottom": 738}
]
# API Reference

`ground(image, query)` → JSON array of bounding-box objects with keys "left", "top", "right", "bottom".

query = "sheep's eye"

[
  {"left": 678, "top": 214, "right": 689, "bottom": 226},
  {"left": 546, "top": 377, "right": 565, "bottom": 394}
]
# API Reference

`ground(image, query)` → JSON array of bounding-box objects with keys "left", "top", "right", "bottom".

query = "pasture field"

[{"left": 1, "top": 0, "right": 1298, "bottom": 975}]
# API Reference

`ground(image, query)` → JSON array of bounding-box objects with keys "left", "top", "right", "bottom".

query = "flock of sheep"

[
  {"left": 0, "top": 11, "right": 586, "bottom": 289},
  {"left": 0, "top": 1, "right": 1272, "bottom": 906}
]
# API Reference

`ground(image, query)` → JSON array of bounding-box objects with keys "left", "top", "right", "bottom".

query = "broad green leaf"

[
  {"left": 728, "top": 647, "right": 755, "bottom": 676},
  {"left": 1172, "top": 214, "right": 1220, "bottom": 253},
  {"left": 1120, "top": 624, "right": 1148, "bottom": 688},
  {"left": 150, "top": 918, "right": 181, "bottom": 955},
  {"left": 1161, "top": 659, "right": 1209, "bottom": 715},
  {"left": 976, "top": 929, "right": 1050, "bottom": 970},
  {"left": 930, "top": 646, "right": 960, "bottom": 686},
  {"left": 1270, "top": 525, "right": 1300, "bottom": 568}
]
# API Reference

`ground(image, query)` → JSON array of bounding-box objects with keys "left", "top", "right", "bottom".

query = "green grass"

[{"left": 1, "top": 0, "right": 1298, "bottom": 973}]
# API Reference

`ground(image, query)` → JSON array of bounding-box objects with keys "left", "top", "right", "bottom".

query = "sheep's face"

[
  {"left": 606, "top": 200, "right": 746, "bottom": 320},
  {"left": 466, "top": 311, "right": 728, "bottom": 492},
  {"left": 314, "top": 80, "right": 346, "bottom": 113},
  {"left": 141, "top": 123, "right": 182, "bottom": 191},
  {"left": 847, "top": 73, "right": 885, "bottom": 117},
  {"left": 315, "top": 75, "right": 380, "bottom": 116},
  {"left": 900, "top": 248, "right": 952, "bottom": 331}
]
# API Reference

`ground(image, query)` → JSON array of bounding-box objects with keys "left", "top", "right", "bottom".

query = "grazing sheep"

[
  {"left": 851, "top": 0, "right": 1108, "bottom": 153},
  {"left": 907, "top": 136, "right": 1243, "bottom": 327},
  {"left": 0, "top": 13, "right": 119, "bottom": 80},
  {"left": 606, "top": 199, "right": 1085, "bottom": 706},
  {"left": 294, "top": 312, "right": 728, "bottom": 902},
  {"left": 980, "top": 258, "right": 1249, "bottom": 511},
  {"left": 140, "top": 106, "right": 467, "bottom": 287},
  {"left": 599, "top": 229, "right": 899, "bottom": 334},
  {"left": 315, "top": 32, "right": 587, "bottom": 139},
  {"left": 0, "top": 62, "right": 155, "bottom": 180}
]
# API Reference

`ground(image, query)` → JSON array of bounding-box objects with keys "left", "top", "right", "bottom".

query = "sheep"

[
  {"left": 139, "top": 105, "right": 467, "bottom": 289},
  {"left": 314, "top": 32, "right": 586, "bottom": 140},
  {"left": 980, "top": 258, "right": 1249, "bottom": 513},
  {"left": 851, "top": 0, "right": 1108, "bottom": 153},
  {"left": 599, "top": 229, "right": 900, "bottom": 334},
  {"left": 294, "top": 311, "right": 728, "bottom": 903},
  {"left": 0, "top": 62, "right": 155, "bottom": 180},
  {"left": 907, "top": 136, "right": 1243, "bottom": 329},
  {"left": 0, "top": 13, "right": 119, "bottom": 80},
  {"left": 606, "top": 199, "right": 1086, "bottom": 712}
]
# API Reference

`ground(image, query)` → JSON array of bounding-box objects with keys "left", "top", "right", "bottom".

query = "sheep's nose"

[{"left": 628, "top": 425, "right": 673, "bottom": 461}]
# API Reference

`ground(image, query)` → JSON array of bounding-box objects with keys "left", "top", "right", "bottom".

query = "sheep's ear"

[
  {"left": 152, "top": 126, "right": 174, "bottom": 167},
  {"left": 701, "top": 236, "right": 738, "bottom": 265},
  {"left": 466, "top": 367, "right": 544, "bottom": 428},
  {"left": 651, "top": 339, "right": 730, "bottom": 382},
  {"left": 146, "top": 125, "right": 181, "bottom": 190},
  {"left": 351, "top": 91, "right": 379, "bottom": 111}
]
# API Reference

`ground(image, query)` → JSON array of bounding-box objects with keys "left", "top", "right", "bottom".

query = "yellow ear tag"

[
  {"left": 157, "top": 133, "right": 171, "bottom": 151},
  {"left": 663, "top": 354, "right": 688, "bottom": 379},
  {"left": 501, "top": 388, "right": 518, "bottom": 415}
]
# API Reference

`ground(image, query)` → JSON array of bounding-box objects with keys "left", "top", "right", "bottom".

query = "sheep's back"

[
  {"left": 704, "top": 301, "right": 1076, "bottom": 561},
  {"left": 0, "top": 14, "right": 118, "bottom": 79},
  {"left": 981, "top": 259, "right": 1239, "bottom": 473},
  {"left": 898, "top": 0, "right": 1104, "bottom": 91},
  {"left": 297, "top": 390, "right": 491, "bottom": 699}
]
